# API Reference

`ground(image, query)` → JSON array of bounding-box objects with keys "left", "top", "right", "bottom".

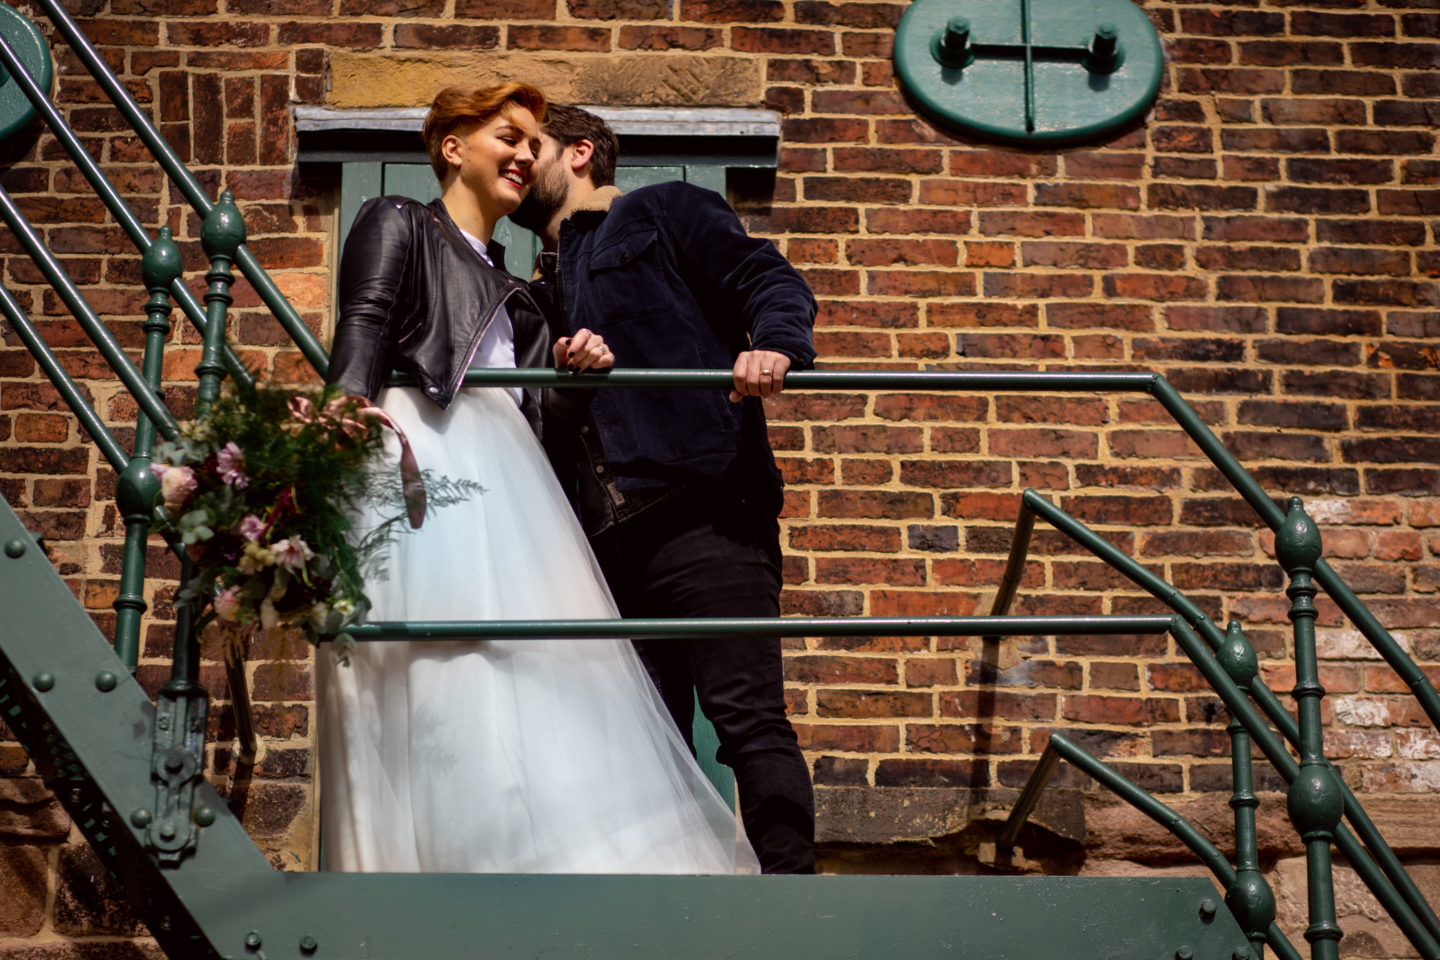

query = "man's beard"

[{"left": 509, "top": 160, "right": 567, "bottom": 232}]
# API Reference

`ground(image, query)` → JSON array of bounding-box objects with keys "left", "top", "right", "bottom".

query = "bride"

[{"left": 318, "top": 81, "right": 757, "bottom": 874}]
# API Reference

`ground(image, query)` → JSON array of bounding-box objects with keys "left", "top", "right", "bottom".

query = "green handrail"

[
  {"left": 0, "top": 186, "right": 179, "bottom": 441},
  {"left": 1151, "top": 378, "right": 1440, "bottom": 732},
  {"left": 0, "top": 26, "right": 254, "bottom": 390},
  {"left": 998, "top": 488, "right": 1440, "bottom": 951},
  {"left": 1005, "top": 732, "right": 1303, "bottom": 960},
  {"left": 0, "top": 282, "right": 130, "bottom": 471},
  {"left": 30, "top": 0, "right": 329, "bottom": 378},
  {"left": 349, "top": 615, "right": 1177, "bottom": 642}
]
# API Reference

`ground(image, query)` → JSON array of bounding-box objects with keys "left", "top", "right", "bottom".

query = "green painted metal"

[
  {"left": 0, "top": 22, "right": 254, "bottom": 389},
  {"left": 1, "top": 493, "right": 1254, "bottom": 960},
  {"left": 195, "top": 191, "right": 246, "bottom": 415},
  {"left": 0, "top": 183, "right": 181, "bottom": 440},
  {"left": 1277, "top": 499, "right": 1343, "bottom": 960},
  {"left": 112, "top": 228, "right": 184, "bottom": 671},
  {"left": 0, "top": 2, "right": 51, "bottom": 139},
  {"left": 1220, "top": 622, "right": 1277, "bottom": 960},
  {"left": 1148, "top": 378, "right": 1440, "bottom": 734},
  {"left": 1001, "top": 489, "right": 1440, "bottom": 956},
  {"left": 0, "top": 281, "right": 130, "bottom": 471},
  {"left": 893, "top": 0, "right": 1163, "bottom": 145},
  {"left": 1007, "top": 732, "right": 1302, "bottom": 960},
  {"left": 349, "top": 614, "right": 1175, "bottom": 642},
  {"left": 30, "top": 0, "right": 327, "bottom": 379}
]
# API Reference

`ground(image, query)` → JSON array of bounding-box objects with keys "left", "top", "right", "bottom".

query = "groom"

[{"left": 512, "top": 105, "right": 818, "bottom": 874}]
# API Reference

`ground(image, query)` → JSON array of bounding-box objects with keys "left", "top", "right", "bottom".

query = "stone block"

[
  {"left": 53, "top": 843, "right": 148, "bottom": 937},
  {"left": 0, "top": 844, "right": 46, "bottom": 936},
  {"left": 0, "top": 777, "right": 71, "bottom": 842},
  {"left": 816, "top": 785, "right": 1083, "bottom": 847},
  {"left": 327, "top": 53, "right": 762, "bottom": 108}
]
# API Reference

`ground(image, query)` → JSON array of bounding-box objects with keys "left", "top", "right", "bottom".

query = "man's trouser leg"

[{"left": 598, "top": 501, "right": 816, "bottom": 874}]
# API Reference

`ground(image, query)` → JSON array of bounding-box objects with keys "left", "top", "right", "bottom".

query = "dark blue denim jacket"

[{"left": 539, "top": 181, "right": 816, "bottom": 521}]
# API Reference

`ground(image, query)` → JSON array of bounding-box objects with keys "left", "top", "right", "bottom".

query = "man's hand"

[
  {"left": 553, "top": 328, "right": 614, "bottom": 372},
  {"left": 730, "top": 350, "right": 791, "bottom": 402}
]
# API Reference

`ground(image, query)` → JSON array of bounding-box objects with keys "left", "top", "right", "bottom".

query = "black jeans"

[{"left": 591, "top": 494, "right": 816, "bottom": 874}]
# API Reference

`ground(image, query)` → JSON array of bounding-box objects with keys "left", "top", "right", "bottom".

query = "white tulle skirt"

[{"left": 317, "top": 385, "right": 758, "bottom": 874}]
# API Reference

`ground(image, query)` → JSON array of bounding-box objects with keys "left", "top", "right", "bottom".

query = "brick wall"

[{"left": 0, "top": 0, "right": 1437, "bottom": 955}]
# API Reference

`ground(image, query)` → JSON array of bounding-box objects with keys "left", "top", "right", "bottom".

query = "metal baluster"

[
  {"left": 112, "top": 229, "right": 184, "bottom": 672},
  {"left": 1217, "top": 620, "right": 1277, "bottom": 960},
  {"left": 1277, "top": 498, "right": 1343, "bottom": 960}
]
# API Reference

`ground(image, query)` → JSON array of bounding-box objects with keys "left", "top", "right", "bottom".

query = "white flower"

[
  {"left": 213, "top": 585, "right": 242, "bottom": 622},
  {"left": 271, "top": 536, "right": 315, "bottom": 570},
  {"left": 215, "top": 442, "right": 250, "bottom": 489},
  {"left": 152, "top": 463, "right": 198, "bottom": 507},
  {"left": 238, "top": 514, "right": 266, "bottom": 542}
]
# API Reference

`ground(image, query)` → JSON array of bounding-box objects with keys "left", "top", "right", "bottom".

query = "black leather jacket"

[{"left": 327, "top": 196, "right": 551, "bottom": 436}]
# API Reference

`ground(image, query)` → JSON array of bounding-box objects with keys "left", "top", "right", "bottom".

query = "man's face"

[{"left": 508, "top": 133, "right": 570, "bottom": 231}]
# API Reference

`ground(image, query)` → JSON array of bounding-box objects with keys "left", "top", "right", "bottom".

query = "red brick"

[
  {"left": 865, "top": 270, "right": 976, "bottom": 298},
  {"left": 917, "top": 180, "right": 1027, "bottom": 207},
  {"left": 395, "top": 23, "right": 501, "bottom": 48},
  {"left": 680, "top": 0, "right": 784, "bottom": 20},
  {"left": 508, "top": 25, "right": 611, "bottom": 50},
  {"left": 1020, "top": 242, "right": 1127, "bottom": 270},
  {"left": 817, "top": 489, "right": 932, "bottom": 518},
  {"left": 733, "top": 25, "right": 835, "bottom": 54},
  {"left": 846, "top": 239, "right": 957, "bottom": 267},
  {"left": 864, "top": 208, "right": 971, "bottom": 235},
  {"left": 871, "top": 590, "right": 977, "bottom": 616},
  {"left": 794, "top": 723, "right": 898, "bottom": 753},
  {"left": 789, "top": 524, "right": 900, "bottom": 553}
]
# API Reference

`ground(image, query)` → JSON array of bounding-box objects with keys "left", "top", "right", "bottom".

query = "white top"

[{"left": 459, "top": 228, "right": 523, "bottom": 409}]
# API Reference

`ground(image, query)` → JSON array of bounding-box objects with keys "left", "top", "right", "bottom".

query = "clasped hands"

[{"left": 552, "top": 333, "right": 791, "bottom": 404}]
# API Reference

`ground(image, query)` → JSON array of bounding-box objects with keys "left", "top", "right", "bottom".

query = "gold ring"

[{"left": 761, "top": 369, "right": 772, "bottom": 376}]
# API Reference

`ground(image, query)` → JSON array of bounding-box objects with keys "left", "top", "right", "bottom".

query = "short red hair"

[{"left": 422, "top": 82, "right": 547, "bottom": 182}]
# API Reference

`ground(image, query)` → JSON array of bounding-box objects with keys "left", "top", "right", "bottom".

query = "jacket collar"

[
  {"left": 427, "top": 196, "right": 508, "bottom": 266},
  {"left": 570, "top": 185, "right": 622, "bottom": 220}
]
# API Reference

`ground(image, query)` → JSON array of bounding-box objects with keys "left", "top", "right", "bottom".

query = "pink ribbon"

[{"left": 289, "top": 394, "right": 428, "bottom": 528}]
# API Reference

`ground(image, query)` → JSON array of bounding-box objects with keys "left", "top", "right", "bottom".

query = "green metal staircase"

[{"left": 1, "top": 2, "right": 1437, "bottom": 958}]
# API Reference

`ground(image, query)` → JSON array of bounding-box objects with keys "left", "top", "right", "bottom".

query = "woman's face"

[{"left": 443, "top": 105, "right": 542, "bottom": 219}]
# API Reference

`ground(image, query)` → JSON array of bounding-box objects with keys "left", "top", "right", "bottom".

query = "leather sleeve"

[{"left": 327, "top": 198, "right": 414, "bottom": 399}]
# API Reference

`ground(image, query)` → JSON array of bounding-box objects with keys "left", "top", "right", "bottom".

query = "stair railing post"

[
  {"left": 112, "top": 228, "right": 184, "bottom": 672},
  {"left": 195, "top": 190, "right": 246, "bottom": 416},
  {"left": 1217, "top": 620, "right": 1277, "bottom": 960},
  {"left": 1277, "top": 498, "right": 1343, "bottom": 960}
]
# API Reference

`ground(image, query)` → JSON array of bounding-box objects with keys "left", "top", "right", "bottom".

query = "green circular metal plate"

[
  {"left": 895, "top": 0, "right": 1163, "bottom": 146},
  {"left": 0, "top": 2, "right": 52, "bottom": 141}
]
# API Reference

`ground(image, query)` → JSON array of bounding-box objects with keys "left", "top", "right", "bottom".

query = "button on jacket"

[
  {"left": 328, "top": 196, "right": 552, "bottom": 437},
  {"left": 538, "top": 181, "right": 817, "bottom": 517}
]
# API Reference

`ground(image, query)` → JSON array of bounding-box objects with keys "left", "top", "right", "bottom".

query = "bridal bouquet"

[{"left": 150, "top": 381, "right": 475, "bottom": 663}]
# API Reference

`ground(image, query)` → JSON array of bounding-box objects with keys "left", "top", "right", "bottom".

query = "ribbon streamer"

[{"left": 288, "top": 394, "right": 428, "bottom": 528}]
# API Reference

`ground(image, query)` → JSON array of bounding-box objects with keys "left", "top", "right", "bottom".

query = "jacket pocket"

[{"left": 588, "top": 225, "right": 659, "bottom": 274}]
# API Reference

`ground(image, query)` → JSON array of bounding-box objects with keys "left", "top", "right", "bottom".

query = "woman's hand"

[{"left": 553, "top": 328, "right": 614, "bottom": 372}]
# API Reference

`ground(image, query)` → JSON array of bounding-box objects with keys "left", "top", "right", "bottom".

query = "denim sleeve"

[{"left": 665, "top": 184, "right": 818, "bottom": 370}]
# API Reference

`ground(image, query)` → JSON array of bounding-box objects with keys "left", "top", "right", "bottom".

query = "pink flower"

[
  {"left": 271, "top": 536, "right": 315, "bottom": 570},
  {"left": 238, "top": 514, "right": 266, "bottom": 542},
  {"left": 152, "top": 463, "right": 198, "bottom": 507},
  {"left": 216, "top": 442, "right": 250, "bottom": 489},
  {"left": 213, "top": 585, "right": 242, "bottom": 622}
]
